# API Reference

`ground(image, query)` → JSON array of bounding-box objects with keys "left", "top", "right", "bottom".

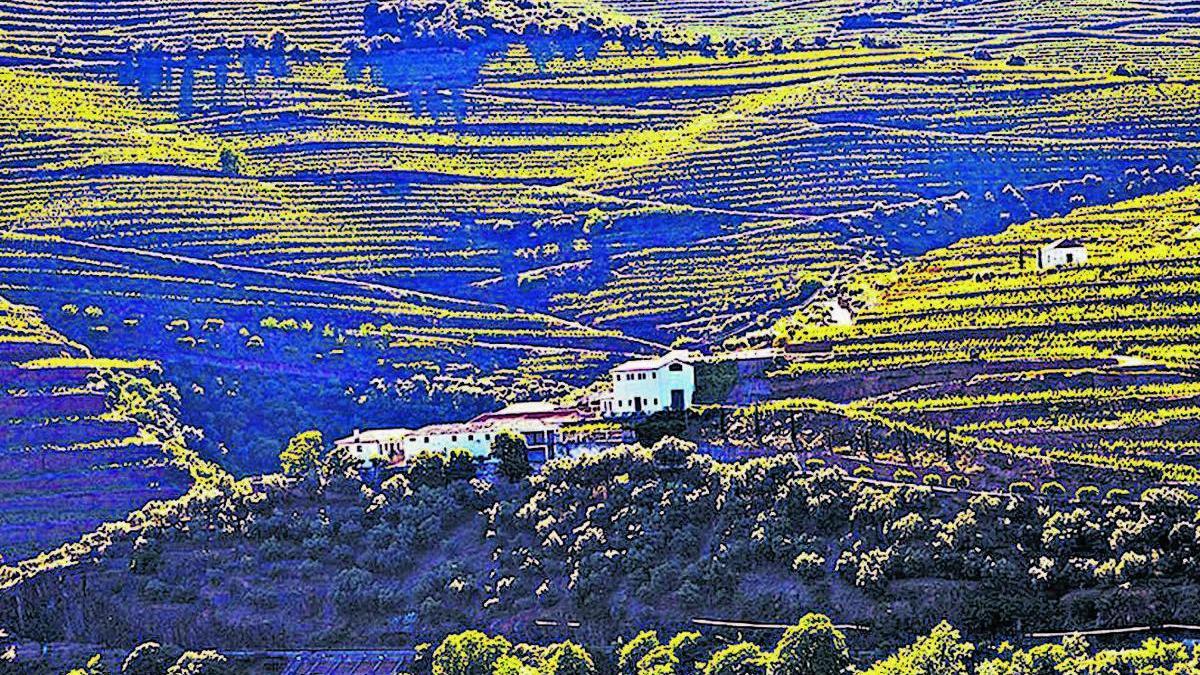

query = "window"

[
  {"left": 451, "top": 435, "right": 457, "bottom": 442},
  {"left": 423, "top": 436, "right": 429, "bottom": 443},
  {"left": 668, "top": 363, "right": 683, "bottom": 372},
  {"left": 468, "top": 434, "right": 474, "bottom": 441}
]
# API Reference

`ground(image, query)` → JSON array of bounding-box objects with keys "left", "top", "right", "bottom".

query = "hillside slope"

[
  {"left": 773, "top": 184, "right": 1200, "bottom": 482},
  {"left": 0, "top": 294, "right": 191, "bottom": 562}
]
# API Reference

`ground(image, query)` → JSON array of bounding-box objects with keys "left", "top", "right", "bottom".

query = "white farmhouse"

[
  {"left": 1037, "top": 238, "right": 1087, "bottom": 270},
  {"left": 602, "top": 350, "right": 696, "bottom": 417},
  {"left": 333, "top": 402, "right": 585, "bottom": 466},
  {"left": 334, "top": 428, "right": 414, "bottom": 466}
]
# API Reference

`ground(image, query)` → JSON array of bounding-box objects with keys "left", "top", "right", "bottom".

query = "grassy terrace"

[{"left": 773, "top": 185, "right": 1200, "bottom": 483}]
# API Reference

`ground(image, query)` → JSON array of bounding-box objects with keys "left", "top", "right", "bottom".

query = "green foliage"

[
  {"left": 693, "top": 361, "right": 739, "bottom": 405},
  {"left": 619, "top": 632, "right": 660, "bottom": 675},
  {"left": 769, "top": 614, "right": 850, "bottom": 675},
  {"left": 68, "top": 654, "right": 107, "bottom": 675},
  {"left": 164, "top": 651, "right": 231, "bottom": 675},
  {"left": 433, "top": 631, "right": 513, "bottom": 675},
  {"left": 1008, "top": 481, "right": 1034, "bottom": 495},
  {"left": 651, "top": 436, "right": 695, "bottom": 469},
  {"left": 791, "top": 552, "right": 826, "bottom": 581},
  {"left": 218, "top": 148, "right": 244, "bottom": 176},
  {"left": 409, "top": 450, "right": 449, "bottom": 489},
  {"left": 1040, "top": 481, "right": 1065, "bottom": 496},
  {"left": 280, "top": 430, "right": 324, "bottom": 478},
  {"left": 977, "top": 635, "right": 1200, "bottom": 675},
  {"left": 446, "top": 448, "right": 478, "bottom": 482},
  {"left": 703, "top": 643, "right": 769, "bottom": 675},
  {"left": 862, "top": 622, "right": 973, "bottom": 675},
  {"left": 491, "top": 430, "right": 532, "bottom": 482},
  {"left": 543, "top": 642, "right": 595, "bottom": 675},
  {"left": 635, "top": 412, "right": 689, "bottom": 448}
]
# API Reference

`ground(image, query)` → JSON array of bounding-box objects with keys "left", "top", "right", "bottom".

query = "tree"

[
  {"left": 619, "top": 631, "right": 661, "bottom": 675},
  {"left": 769, "top": 614, "right": 850, "bottom": 675},
  {"left": 445, "top": 447, "right": 477, "bottom": 482},
  {"left": 218, "top": 148, "right": 243, "bottom": 175},
  {"left": 408, "top": 450, "right": 448, "bottom": 489},
  {"left": 280, "top": 430, "right": 323, "bottom": 477},
  {"left": 651, "top": 436, "right": 695, "bottom": 469},
  {"left": 703, "top": 643, "right": 769, "bottom": 675},
  {"left": 862, "top": 622, "right": 973, "bottom": 675},
  {"left": 544, "top": 642, "right": 596, "bottom": 675},
  {"left": 490, "top": 430, "right": 532, "bottom": 482},
  {"left": 432, "top": 630, "right": 512, "bottom": 675},
  {"left": 122, "top": 642, "right": 179, "bottom": 675},
  {"left": 165, "top": 651, "right": 230, "bottom": 675}
]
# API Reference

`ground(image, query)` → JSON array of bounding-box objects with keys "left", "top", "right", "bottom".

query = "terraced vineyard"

[
  {"left": 4, "top": 0, "right": 1200, "bottom": 480},
  {"left": 773, "top": 184, "right": 1200, "bottom": 486},
  {"left": 0, "top": 295, "right": 190, "bottom": 562}
]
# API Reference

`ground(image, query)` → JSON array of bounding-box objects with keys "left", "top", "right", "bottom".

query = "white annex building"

[
  {"left": 1038, "top": 238, "right": 1088, "bottom": 270},
  {"left": 601, "top": 350, "right": 696, "bottom": 417},
  {"left": 334, "top": 402, "right": 584, "bottom": 467},
  {"left": 334, "top": 428, "right": 414, "bottom": 465}
]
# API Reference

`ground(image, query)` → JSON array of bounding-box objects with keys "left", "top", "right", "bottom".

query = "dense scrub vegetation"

[
  {"left": 15, "top": 615, "right": 1200, "bottom": 674},
  {"left": 8, "top": 437, "right": 1200, "bottom": 655}
]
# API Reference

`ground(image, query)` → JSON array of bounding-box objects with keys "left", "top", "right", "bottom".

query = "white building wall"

[
  {"left": 402, "top": 429, "right": 495, "bottom": 458},
  {"left": 609, "top": 360, "right": 695, "bottom": 416},
  {"left": 1040, "top": 246, "right": 1087, "bottom": 269}
]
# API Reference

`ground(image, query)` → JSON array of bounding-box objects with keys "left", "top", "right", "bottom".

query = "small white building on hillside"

[
  {"left": 601, "top": 350, "right": 696, "bottom": 417},
  {"left": 1038, "top": 238, "right": 1088, "bottom": 270}
]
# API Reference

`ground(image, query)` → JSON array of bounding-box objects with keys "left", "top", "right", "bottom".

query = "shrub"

[
  {"left": 792, "top": 552, "right": 826, "bottom": 581},
  {"left": 165, "top": 651, "right": 231, "bottom": 675},
  {"left": 652, "top": 436, "right": 695, "bottom": 469},
  {"left": 922, "top": 474, "right": 942, "bottom": 487},
  {"left": 864, "top": 622, "right": 973, "bottom": 674},
  {"left": 852, "top": 466, "right": 874, "bottom": 479},
  {"left": 619, "top": 631, "right": 660, "bottom": 675},
  {"left": 1041, "top": 482, "right": 1066, "bottom": 497},
  {"left": 704, "top": 643, "right": 770, "bottom": 675},
  {"left": 1009, "top": 481, "right": 1034, "bottom": 495},
  {"left": 770, "top": 614, "right": 850, "bottom": 675},
  {"left": 1106, "top": 488, "right": 1132, "bottom": 502},
  {"left": 445, "top": 448, "right": 477, "bottom": 482},
  {"left": 893, "top": 469, "right": 917, "bottom": 483},
  {"left": 544, "top": 642, "right": 595, "bottom": 675},
  {"left": 1075, "top": 485, "right": 1100, "bottom": 502},
  {"left": 947, "top": 475, "right": 969, "bottom": 489},
  {"left": 805, "top": 458, "right": 826, "bottom": 471},
  {"left": 409, "top": 451, "right": 448, "bottom": 489}
]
